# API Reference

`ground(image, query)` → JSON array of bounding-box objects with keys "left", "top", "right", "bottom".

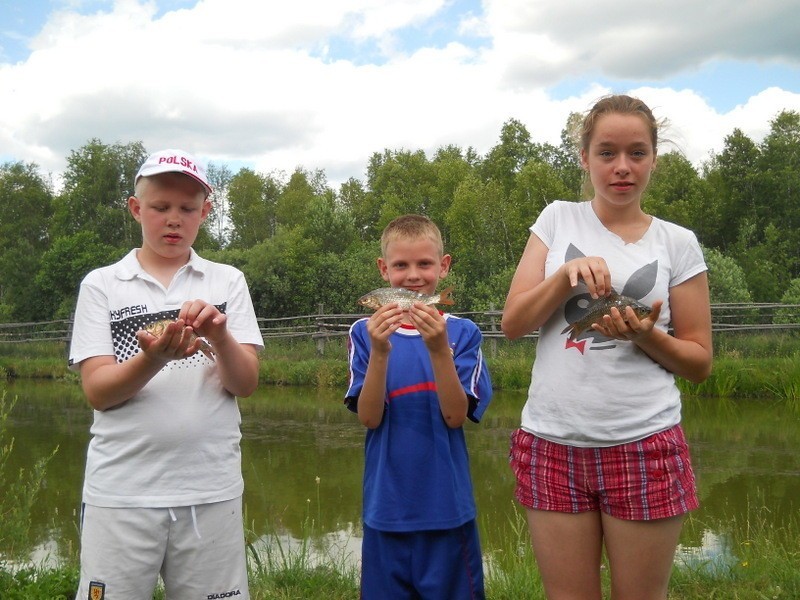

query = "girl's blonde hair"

[{"left": 580, "top": 94, "right": 660, "bottom": 152}]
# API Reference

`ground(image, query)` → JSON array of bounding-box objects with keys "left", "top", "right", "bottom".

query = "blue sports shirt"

[{"left": 345, "top": 314, "right": 493, "bottom": 532}]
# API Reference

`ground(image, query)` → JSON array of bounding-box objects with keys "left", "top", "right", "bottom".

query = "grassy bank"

[
  {"left": 2, "top": 502, "right": 798, "bottom": 599},
  {"left": 3, "top": 332, "right": 800, "bottom": 402}
]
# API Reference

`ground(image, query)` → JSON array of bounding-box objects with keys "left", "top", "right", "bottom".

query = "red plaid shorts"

[{"left": 509, "top": 424, "right": 699, "bottom": 520}]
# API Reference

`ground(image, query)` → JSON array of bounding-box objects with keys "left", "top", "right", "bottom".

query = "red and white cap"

[{"left": 135, "top": 149, "right": 213, "bottom": 196}]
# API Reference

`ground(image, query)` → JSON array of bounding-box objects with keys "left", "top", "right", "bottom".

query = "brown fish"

[
  {"left": 143, "top": 319, "right": 215, "bottom": 361},
  {"left": 561, "top": 292, "right": 652, "bottom": 340},
  {"left": 358, "top": 286, "right": 455, "bottom": 311}
]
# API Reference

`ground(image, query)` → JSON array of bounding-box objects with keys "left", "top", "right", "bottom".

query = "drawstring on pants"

[{"left": 167, "top": 506, "right": 202, "bottom": 539}]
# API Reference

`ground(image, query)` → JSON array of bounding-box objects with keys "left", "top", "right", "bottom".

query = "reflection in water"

[
  {"left": 249, "top": 525, "right": 363, "bottom": 572},
  {"left": 676, "top": 529, "right": 739, "bottom": 575},
  {"left": 2, "top": 381, "right": 799, "bottom": 574}
]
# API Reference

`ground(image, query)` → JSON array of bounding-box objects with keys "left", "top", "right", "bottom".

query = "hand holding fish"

[
  {"left": 137, "top": 318, "right": 211, "bottom": 363},
  {"left": 564, "top": 256, "right": 612, "bottom": 299},
  {"left": 408, "top": 302, "right": 449, "bottom": 353},
  {"left": 592, "top": 299, "right": 663, "bottom": 341},
  {"left": 366, "top": 303, "right": 405, "bottom": 354},
  {"left": 179, "top": 299, "right": 228, "bottom": 346}
]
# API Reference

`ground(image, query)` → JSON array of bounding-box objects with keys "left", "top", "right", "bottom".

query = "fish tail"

[
  {"left": 438, "top": 286, "right": 455, "bottom": 306},
  {"left": 560, "top": 323, "right": 581, "bottom": 340}
]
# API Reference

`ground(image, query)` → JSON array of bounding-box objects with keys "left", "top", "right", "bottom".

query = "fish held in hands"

[
  {"left": 561, "top": 292, "right": 652, "bottom": 340},
  {"left": 358, "top": 286, "right": 455, "bottom": 311},
  {"left": 143, "top": 319, "right": 216, "bottom": 361}
]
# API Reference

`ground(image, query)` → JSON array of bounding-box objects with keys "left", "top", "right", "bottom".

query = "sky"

[{"left": 1, "top": 0, "right": 799, "bottom": 190}]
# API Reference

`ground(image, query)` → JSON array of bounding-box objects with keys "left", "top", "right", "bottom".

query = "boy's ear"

[
  {"left": 201, "top": 199, "right": 212, "bottom": 221},
  {"left": 377, "top": 257, "right": 390, "bottom": 282},
  {"left": 439, "top": 254, "right": 452, "bottom": 278},
  {"left": 128, "top": 195, "right": 142, "bottom": 222}
]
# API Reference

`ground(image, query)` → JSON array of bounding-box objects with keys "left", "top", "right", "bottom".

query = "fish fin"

[
  {"left": 438, "top": 286, "right": 455, "bottom": 306},
  {"left": 561, "top": 323, "right": 582, "bottom": 340}
]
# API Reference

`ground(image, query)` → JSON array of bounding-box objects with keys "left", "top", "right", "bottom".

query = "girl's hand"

[
  {"left": 563, "top": 256, "right": 612, "bottom": 299},
  {"left": 592, "top": 300, "right": 663, "bottom": 341}
]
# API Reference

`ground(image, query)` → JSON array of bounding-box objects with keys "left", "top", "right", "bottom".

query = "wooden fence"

[{"left": 1, "top": 304, "right": 799, "bottom": 354}]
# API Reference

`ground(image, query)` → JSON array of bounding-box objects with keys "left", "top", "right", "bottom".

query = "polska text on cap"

[{"left": 135, "top": 149, "right": 213, "bottom": 196}]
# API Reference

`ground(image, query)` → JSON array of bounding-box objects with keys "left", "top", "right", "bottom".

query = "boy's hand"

[
  {"left": 409, "top": 303, "right": 449, "bottom": 353},
  {"left": 366, "top": 303, "right": 404, "bottom": 354},
  {"left": 136, "top": 319, "right": 199, "bottom": 363},
  {"left": 179, "top": 299, "right": 228, "bottom": 345}
]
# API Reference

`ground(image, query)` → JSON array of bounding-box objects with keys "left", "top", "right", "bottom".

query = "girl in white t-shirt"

[{"left": 502, "top": 94, "right": 712, "bottom": 600}]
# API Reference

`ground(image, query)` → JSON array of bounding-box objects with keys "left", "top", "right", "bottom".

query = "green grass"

[
  {"left": 5, "top": 334, "right": 800, "bottom": 401},
  {"left": 4, "top": 502, "right": 797, "bottom": 599}
]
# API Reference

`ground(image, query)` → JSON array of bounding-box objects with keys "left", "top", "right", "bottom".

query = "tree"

[
  {"left": 706, "top": 129, "right": 761, "bottom": 251},
  {"left": 51, "top": 139, "right": 146, "bottom": 249},
  {"left": 276, "top": 169, "right": 321, "bottom": 228},
  {"left": 757, "top": 110, "right": 800, "bottom": 277},
  {"left": 643, "top": 152, "right": 720, "bottom": 246},
  {"left": 301, "top": 195, "right": 357, "bottom": 255},
  {"left": 242, "top": 228, "right": 319, "bottom": 317},
  {"left": 34, "top": 231, "right": 124, "bottom": 319},
  {"left": 703, "top": 246, "right": 753, "bottom": 304},
  {"left": 227, "top": 168, "right": 280, "bottom": 248},
  {"left": 365, "top": 149, "right": 438, "bottom": 231},
  {"left": 205, "top": 162, "right": 234, "bottom": 246},
  {"left": 338, "top": 177, "right": 373, "bottom": 240},
  {"left": 0, "top": 162, "right": 53, "bottom": 320},
  {"left": 479, "top": 119, "right": 536, "bottom": 194}
]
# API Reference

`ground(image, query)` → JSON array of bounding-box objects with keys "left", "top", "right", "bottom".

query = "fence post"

[
  {"left": 316, "top": 303, "right": 326, "bottom": 356},
  {"left": 488, "top": 304, "right": 497, "bottom": 359}
]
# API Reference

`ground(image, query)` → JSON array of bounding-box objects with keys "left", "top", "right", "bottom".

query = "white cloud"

[{"left": 1, "top": 0, "right": 798, "bottom": 189}]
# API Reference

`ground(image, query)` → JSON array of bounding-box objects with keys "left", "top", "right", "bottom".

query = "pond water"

[{"left": 3, "top": 380, "right": 800, "bottom": 571}]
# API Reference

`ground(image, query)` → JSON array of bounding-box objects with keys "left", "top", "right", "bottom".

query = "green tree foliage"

[
  {"left": 757, "top": 111, "right": 800, "bottom": 274},
  {"left": 2, "top": 110, "right": 800, "bottom": 320},
  {"left": 366, "top": 149, "right": 438, "bottom": 232},
  {"left": 34, "top": 232, "right": 124, "bottom": 319},
  {"left": 0, "top": 162, "right": 53, "bottom": 321},
  {"left": 227, "top": 168, "right": 280, "bottom": 248},
  {"left": 775, "top": 278, "right": 800, "bottom": 325},
  {"left": 51, "top": 139, "right": 146, "bottom": 248},
  {"left": 703, "top": 246, "right": 753, "bottom": 304},
  {"left": 277, "top": 169, "right": 325, "bottom": 229}
]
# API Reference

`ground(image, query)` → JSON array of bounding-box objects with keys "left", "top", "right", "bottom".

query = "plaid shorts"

[{"left": 509, "top": 425, "right": 699, "bottom": 521}]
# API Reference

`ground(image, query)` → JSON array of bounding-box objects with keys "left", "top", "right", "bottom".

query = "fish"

[
  {"left": 561, "top": 292, "right": 652, "bottom": 341},
  {"left": 358, "top": 286, "right": 455, "bottom": 311},
  {"left": 143, "top": 319, "right": 216, "bottom": 361}
]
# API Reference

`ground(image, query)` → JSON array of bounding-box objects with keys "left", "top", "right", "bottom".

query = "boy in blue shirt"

[{"left": 345, "top": 214, "right": 493, "bottom": 599}]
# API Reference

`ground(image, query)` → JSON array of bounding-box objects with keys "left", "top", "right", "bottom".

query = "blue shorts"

[{"left": 361, "top": 520, "right": 485, "bottom": 599}]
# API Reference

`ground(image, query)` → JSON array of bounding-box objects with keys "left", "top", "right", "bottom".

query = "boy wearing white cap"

[{"left": 69, "top": 149, "right": 262, "bottom": 599}]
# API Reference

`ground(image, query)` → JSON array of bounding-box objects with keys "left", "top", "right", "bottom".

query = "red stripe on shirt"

[{"left": 388, "top": 381, "right": 437, "bottom": 399}]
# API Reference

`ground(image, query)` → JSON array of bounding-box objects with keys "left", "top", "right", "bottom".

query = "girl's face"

[
  {"left": 580, "top": 112, "right": 656, "bottom": 208},
  {"left": 378, "top": 236, "right": 450, "bottom": 296}
]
